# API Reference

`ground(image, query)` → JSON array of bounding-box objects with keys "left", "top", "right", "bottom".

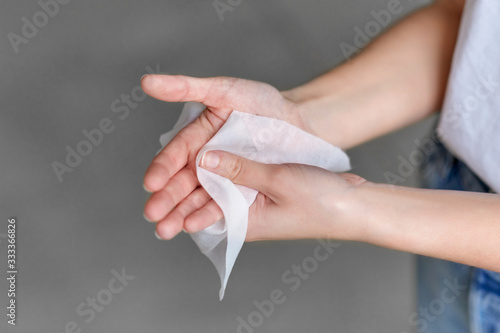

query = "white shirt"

[{"left": 437, "top": 0, "right": 500, "bottom": 193}]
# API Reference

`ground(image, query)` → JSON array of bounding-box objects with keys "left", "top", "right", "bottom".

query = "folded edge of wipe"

[{"left": 159, "top": 102, "right": 351, "bottom": 300}]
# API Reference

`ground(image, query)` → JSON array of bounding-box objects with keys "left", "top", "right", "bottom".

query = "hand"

[
  {"left": 141, "top": 75, "right": 306, "bottom": 239},
  {"left": 198, "top": 150, "right": 369, "bottom": 242}
]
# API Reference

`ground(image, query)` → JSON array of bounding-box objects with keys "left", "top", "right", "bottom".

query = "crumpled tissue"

[{"left": 159, "top": 102, "right": 350, "bottom": 299}]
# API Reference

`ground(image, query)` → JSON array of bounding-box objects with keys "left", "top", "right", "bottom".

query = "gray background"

[{"left": 1, "top": 0, "right": 436, "bottom": 332}]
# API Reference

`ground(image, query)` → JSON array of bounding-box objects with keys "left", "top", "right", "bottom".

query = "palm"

[{"left": 141, "top": 75, "right": 302, "bottom": 239}]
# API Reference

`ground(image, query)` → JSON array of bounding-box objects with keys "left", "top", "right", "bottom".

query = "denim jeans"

[{"left": 417, "top": 131, "right": 500, "bottom": 333}]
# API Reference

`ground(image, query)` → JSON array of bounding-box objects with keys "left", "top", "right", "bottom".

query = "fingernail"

[
  {"left": 143, "top": 212, "right": 154, "bottom": 222},
  {"left": 140, "top": 74, "right": 148, "bottom": 82},
  {"left": 201, "top": 151, "right": 220, "bottom": 169},
  {"left": 143, "top": 184, "right": 152, "bottom": 193},
  {"left": 141, "top": 74, "right": 158, "bottom": 89},
  {"left": 154, "top": 230, "right": 163, "bottom": 240}
]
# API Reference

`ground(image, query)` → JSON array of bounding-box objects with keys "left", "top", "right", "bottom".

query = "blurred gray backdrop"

[{"left": 1, "top": 0, "right": 435, "bottom": 332}]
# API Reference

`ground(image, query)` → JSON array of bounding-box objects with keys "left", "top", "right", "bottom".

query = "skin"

[
  {"left": 141, "top": 0, "right": 500, "bottom": 272},
  {"left": 199, "top": 150, "right": 500, "bottom": 272}
]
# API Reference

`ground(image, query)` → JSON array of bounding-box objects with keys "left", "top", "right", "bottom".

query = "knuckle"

[
  {"left": 154, "top": 153, "right": 176, "bottom": 172},
  {"left": 191, "top": 190, "right": 208, "bottom": 208},
  {"left": 225, "top": 157, "right": 244, "bottom": 181},
  {"left": 208, "top": 77, "right": 238, "bottom": 105},
  {"left": 158, "top": 188, "right": 176, "bottom": 207}
]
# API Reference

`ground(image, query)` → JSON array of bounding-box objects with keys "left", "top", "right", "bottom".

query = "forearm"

[
  {"left": 348, "top": 183, "right": 500, "bottom": 271},
  {"left": 284, "top": 0, "right": 464, "bottom": 149}
]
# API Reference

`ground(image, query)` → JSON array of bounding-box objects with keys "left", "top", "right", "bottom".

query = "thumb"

[
  {"left": 141, "top": 74, "right": 248, "bottom": 111},
  {"left": 199, "top": 150, "right": 275, "bottom": 194}
]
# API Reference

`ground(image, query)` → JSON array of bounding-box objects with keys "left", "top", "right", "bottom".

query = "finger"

[
  {"left": 156, "top": 187, "right": 212, "bottom": 239},
  {"left": 199, "top": 150, "right": 278, "bottom": 198},
  {"left": 141, "top": 74, "right": 239, "bottom": 111},
  {"left": 184, "top": 199, "right": 224, "bottom": 233},
  {"left": 144, "top": 167, "right": 198, "bottom": 222},
  {"left": 144, "top": 107, "right": 229, "bottom": 193},
  {"left": 143, "top": 131, "right": 189, "bottom": 192}
]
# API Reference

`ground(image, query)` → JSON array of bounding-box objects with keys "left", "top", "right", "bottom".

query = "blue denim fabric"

[
  {"left": 417, "top": 132, "right": 500, "bottom": 333},
  {"left": 470, "top": 270, "right": 500, "bottom": 333}
]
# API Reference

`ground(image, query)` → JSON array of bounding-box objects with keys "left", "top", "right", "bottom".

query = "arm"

[
  {"left": 198, "top": 150, "right": 500, "bottom": 272},
  {"left": 284, "top": 0, "right": 465, "bottom": 149},
  {"left": 349, "top": 182, "right": 500, "bottom": 272}
]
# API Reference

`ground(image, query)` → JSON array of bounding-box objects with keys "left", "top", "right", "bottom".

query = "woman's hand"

[
  {"left": 196, "top": 150, "right": 369, "bottom": 242},
  {"left": 141, "top": 75, "right": 306, "bottom": 239},
  {"left": 197, "top": 150, "right": 500, "bottom": 273}
]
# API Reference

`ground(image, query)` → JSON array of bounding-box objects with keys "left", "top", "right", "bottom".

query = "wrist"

[
  {"left": 281, "top": 73, "right": 363, "bottom": 150},
  {"left": 336, "top": 180, "right": 402, "bottom": 245},
  {"left": 281, "top": 89, "right": 344, "bottom": 148},
  {"left": 321, "top": 177, "right": 378, "bottom": 243},
  {"left": 351, "top": 182, "right": 390, "bottom": 245},
  {"left": 281, "top": 85, "right": 317, "bottom": 105}
]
